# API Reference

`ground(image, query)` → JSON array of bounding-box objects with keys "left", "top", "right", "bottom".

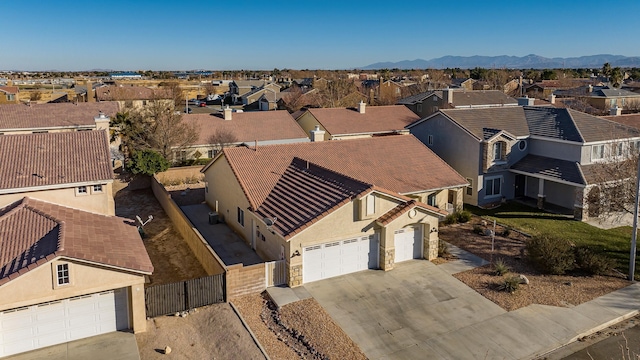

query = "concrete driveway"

[
  {"left": 304, "top": 260, "right": 640, "bottom": 360},
  {"left": 7, "top": 332, "right": 139, "bottom": 360}
]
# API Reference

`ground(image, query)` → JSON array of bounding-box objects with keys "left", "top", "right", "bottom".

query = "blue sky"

[{"left": 1, "top": 0, "right": 638, "bottom": 71}]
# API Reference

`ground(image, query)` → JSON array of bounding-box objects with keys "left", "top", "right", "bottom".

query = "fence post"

[{"left": 184, "top": 280, "right": 190, "bottom": 310}]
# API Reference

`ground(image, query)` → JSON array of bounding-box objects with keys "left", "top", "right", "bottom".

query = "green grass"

[{"left": 466, "top": 202, "right": 637, "bottom": 277}]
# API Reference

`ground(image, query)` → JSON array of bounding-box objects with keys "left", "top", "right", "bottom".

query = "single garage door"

[
  {"left": 0, "top": 288, "right": 129, "bottom": 357},
  {"left": 394, "top": 226, "right": 422, "bottom": 263},
  {"left": 303, "top": 234, "right": 378, "bottom": 283}
]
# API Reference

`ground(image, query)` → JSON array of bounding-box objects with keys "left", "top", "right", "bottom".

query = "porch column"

[
  {"left": 573, "top": 187, "right": 586, "bottom": 221},
  {"left": 379, "top": 227, "right": 394, "bottom": 271},
  {"left": 423, "top": 223, "right": 439, "bottom": 261},
  {"left": 537, "top": 178, "right": 546, "bottom": 209}
]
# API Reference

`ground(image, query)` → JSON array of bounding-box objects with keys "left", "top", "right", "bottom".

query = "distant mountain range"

[{"left": 362, "top": 54, "right": 640, "bottom": 70}]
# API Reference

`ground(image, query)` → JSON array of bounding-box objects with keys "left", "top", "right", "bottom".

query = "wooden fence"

[{"left": 145, "top": 274, "right": 225, "bottom": 317}]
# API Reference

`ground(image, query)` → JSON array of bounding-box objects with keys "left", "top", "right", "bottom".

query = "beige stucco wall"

[
  {"left": 296, "top": 112, "right": 329, "bottom": 140},
  {"left": 0, "top": 182, "right": 115, "bottom": 216},
  {"left": 0, "top": 258, "right": 147, "bottom": 332}
]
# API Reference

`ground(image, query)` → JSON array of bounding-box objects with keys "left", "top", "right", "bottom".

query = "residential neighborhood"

[{"left": 3, "top": 1, "right": 640, "bottom": 359}]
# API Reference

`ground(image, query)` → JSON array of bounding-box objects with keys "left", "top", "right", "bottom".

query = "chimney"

[
  {"left": 549, "top": 94, "right": 556, "bottom": 104},
  {"left": 310, "top": 125, "right": 325, "bottom": 142},
  {"left": 588, "top": 85, "right": 593, "bottom": 94},
  {"left": 94, "top": 111, "right": 110, "bottom": 131},
  {"left": 445, "top": 88, "right": 454, "bottom": 104},
  {"left": 358, "top": 101, "right": 366, "bottom": 114},
  {"left": 224, "top": 105, "right": 232, "bottom": 120},
  {"left": 87, "top": 81, "right": 95, "bottom": 102},
  {"left": 610, "top": 106, "right": 622, "bottom": 116},
  {"left": 517, "top": 96, "right": 535, "bottom": 106}
]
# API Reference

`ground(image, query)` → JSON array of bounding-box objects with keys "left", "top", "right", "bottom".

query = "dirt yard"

[
  {"left": 233, "top": 293, "right": 367, "bottom": 360},
  {"left": 135, "top": 303, "right": 265, "bottom": 360},
  {"left": 439, "top": 217, "right": 631, "bottom": 311},
  {"left": 114, "top": 177, "right": 207, "bottom": 286}
]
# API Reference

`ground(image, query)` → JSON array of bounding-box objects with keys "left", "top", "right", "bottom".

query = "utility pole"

[{"left": 629, "top": 157, "right": 640, "bottom": 281}]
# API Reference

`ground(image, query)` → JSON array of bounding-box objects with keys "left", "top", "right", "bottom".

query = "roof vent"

[{"left": 358, "top": 101, "right": 366, "bottom": 114}]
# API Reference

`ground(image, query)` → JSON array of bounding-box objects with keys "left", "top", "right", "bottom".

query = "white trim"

[
  {"left": 527, "top": 135, "right": 581, "bottom": 145},
  {"left": 0, "top": 179, "right": 113, "bottom": 195},
  {"left": 483, "top": 175, "right": 503, "bottom": 199}
]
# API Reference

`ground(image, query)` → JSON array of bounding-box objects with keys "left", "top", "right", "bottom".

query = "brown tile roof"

[
  {"left": 96, "top": 85, "right": 171, "bottom": 101},
  {"left": 214, "top": 135, "right": 468, "bottom": 211},
  {"left": 0, "top": 131, "right": 113, "bottom": 191},
  {"left": 183, "top": 110, "right": 308, "bottom": 146},
  {"left": 305, "top": 105, "right": 420, "bottom": 136},
  {"left": 0, "top": 197, "right": 152, "bottom": 285},
  {"left": 0, "top": 102, "right": 120, "bottom": 131},
  {"left": 602, "top": 114, "right": 640, "bottom": 130},
  {"left": 439, "top": 107, "right": 530, "bottom": 140},
  {"left": 568, "top": 108, "right": 640, "bottom": 143},
  {"left": 0, "top": 86, "right": 18, "bottom": 94},
  {"left": 450, "top": 90, "right": 518, "bottom": 107},
  {"left": 255, "top": 158, "right": 373, "bottom": 239}
]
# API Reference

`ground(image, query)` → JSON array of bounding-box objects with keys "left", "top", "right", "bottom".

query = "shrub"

[
  {"left": 501, "top": 227, "right": 512, "bottom": 237},
  {"left": 499, "top": 276, "right": 520, "bottom": 293},
  {"left": 526, "top": 235, "right": 575, "bottom": 275},
  {"left": 443, "top": 213, "right": 457, "bottom": 225},
  {"left": 127, "top": 149, "right": 170, "bottom": 176},
  {"left": 472, "top": 224, "right": 484, "bottom": 235},
  {"left": 455, "top": 210, "right": 472, "bottom": 223},
  {"left": 438, "top": 240, "right": 451, "bottom": 258},
  {"left": 575, "top": 246, "right": 614, "bottom": 275},
  {"left": 493, "top": 258, "right": 510, "bottom": 276}
]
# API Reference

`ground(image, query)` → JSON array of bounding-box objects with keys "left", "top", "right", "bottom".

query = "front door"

[{"left": 515, "top": 175, "right": 526, "bottom": 198}]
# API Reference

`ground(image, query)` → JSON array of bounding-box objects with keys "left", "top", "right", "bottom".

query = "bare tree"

[
  {"left": 158, "top": 81, "right": 185, "bottom": 107},
  {"left": 207, "top": 128, "right": 238, "bottom": 151}
]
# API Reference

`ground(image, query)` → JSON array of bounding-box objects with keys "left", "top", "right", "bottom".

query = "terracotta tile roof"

[
  {"left": 602, "top": 114, "right": 640, "bottom": 130},
  {"left": 0, "top": 131, "right": 113, "bottom": 191},
  {"left": 0, "top": 86, "right": 18, "bottom": 94},
  {"left": 0, "top": 102, "right": 120, "bottom": 131},
  {"left": 0, "top": 197, "right": 153, "bottom": 285},
  {"left": 215, "top": 135, "right": 468, "bottom": 211},
  {"left": 96, "top": 85, "right": 171, "bottom": 101},
  {"left": 255, "top": 158, "right": 373, "bottom": 239},
  {"left": 305, "top": 105, "right": 420, "bottom": 136},
  {"left": 183, "top": 110, "right": 308, "bottom": 146}
]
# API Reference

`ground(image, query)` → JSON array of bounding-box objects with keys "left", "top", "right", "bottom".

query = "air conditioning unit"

[{"left": 208, "top": 212, "right": 219, "bottom": 225}]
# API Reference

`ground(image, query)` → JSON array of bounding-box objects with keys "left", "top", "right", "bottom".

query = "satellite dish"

[{"left": 263, "top": 217, "right": 277, "bottom": 227}]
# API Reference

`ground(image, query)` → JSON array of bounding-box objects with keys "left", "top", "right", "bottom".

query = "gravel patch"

[
  {"left": 439, "top": 218, "right": 631, "bottom": 311},
  {"left": 233, "top": 293, "right": 366, "bottom": 360}
]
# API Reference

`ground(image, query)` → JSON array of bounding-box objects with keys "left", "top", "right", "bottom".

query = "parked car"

[
  {"left": 199, "top": 102, "right": 207, "bottom": 107},
  {"left": 184, "top": 107, "right": 192, "bottom": 113}
]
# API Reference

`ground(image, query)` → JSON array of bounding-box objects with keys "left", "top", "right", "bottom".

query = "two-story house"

[
  {"left": 295, "top": 102, "right": 419, "bottom": 141},
  {"left": 408, "top": 106, "right": 640, "bottom": 220},
  {"left": 201, "top": 135, "right": 467, "bottom": 286},
  {"left": 398, "top": 89, "right": 519, "bottom": 119}
]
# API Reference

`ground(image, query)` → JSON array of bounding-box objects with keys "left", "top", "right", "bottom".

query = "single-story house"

[{"left": 201, "top": 135, "right": 468, "bottom": 286}]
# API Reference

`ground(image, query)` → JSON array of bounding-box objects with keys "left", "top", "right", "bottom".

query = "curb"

[
  {"left": 229, "top": 301, "right": 271, "bottom": 360},
  {"left": 535, "top": 309, "right": 640, "bottom": 359}
]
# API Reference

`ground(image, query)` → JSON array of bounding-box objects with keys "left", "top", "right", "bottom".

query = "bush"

[
  {"left": 493, "top": 258, "right": 510, "bottom": 276},
  {"left": 438, "top": 240, "right": 451, "bottom": 258},
  {"left": 575, "top": 246, "right": 614, "bottom": 275},
  {"left": 526, "top": 235, "right": 575, "bottom": 275},
  {"left": 501, "top": 227, "right": 512, "bottom": 237},
  {"left": 499, "top": 276, "right": 520, "bottom": 293},
  {"left": 472, "top": 224, "right": 484, "bottom": 235},
  {"left": 127, "top": 149, "right": 170, "bottom": 176},
  {"left": 455, "top": 210, "right": 472, "bottom": 223},
  {"left": 443, "top": 213, "right": 457, "bottom": 225}
]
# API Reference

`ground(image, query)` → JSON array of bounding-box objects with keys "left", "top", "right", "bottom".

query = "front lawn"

[{"left": 465, "top": 202, "right": 637, "bottom": 277}]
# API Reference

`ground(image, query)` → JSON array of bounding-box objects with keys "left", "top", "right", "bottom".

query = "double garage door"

[
  {"left": 394, "top": 226, "right": 423, "bottom": 263},
  {"left": 0, "top": 288, "right": 129, "bottom": 357},
  {"left": 303, "top": 235, "right": 379, "bottom": 283}
]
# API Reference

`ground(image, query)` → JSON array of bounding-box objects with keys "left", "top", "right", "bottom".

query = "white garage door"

[
  {"left": 394, "top": 226, "right": 422, "bottom": 263},
  {"left": 0, "top": 288, "right": 129, "bottom": 357},
  {"left": 303, "top": 235, "right": 378, "bottom": 283}
]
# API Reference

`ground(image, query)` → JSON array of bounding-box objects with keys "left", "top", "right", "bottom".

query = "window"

[
  {"left": 428, "top": 135, "right": 433, "bottom": 146},
  {"left": 427, "top": 193, "right": 437, "bottom": 207},
  {"left": 77, "top": 186, "right": 87, "bottom": 195},
  {"left": 208, "top": 149, "right": 218, "bottom": 158},
  {"left": 57, "top": 263, "right": 70, "bottom": 285},
  {"left": 466, "top": 178, "right": 473, "bottom": 196},
  {"left": 7, "top": 94, "right": 15, "bottom": 101},
  {"left": 631, "top": 140, "right": 640, "bottom": 153},
  {"left": 93, "top": 184, "right": 103, "bottom": 193},
  {"left": 417, "top": 104, "right": 422, "bottom": 112},
  {"left": 518, "top": 140, "right": 527, "bottom": 151},
  {"left": 432, "top": 96, "right": 437, "bottom": 102},
  {"left": 366, "top": 194, "right": 375, "bottom": 215},
  {"left": 592, "top": 144, "right": 605, "bottom": 160},
  {"left": 237, "top": 207, "right": 244, "bottom": 227},
  {"left": 142, "top": 100, "right": 147, "bottom": 106},
  {"left": 613, "top": 142, "right": 624, "bottom": 157},
  {"left": 485, "top": 177, "right": 502, "bottom": 197},
  {"left": 493, "top": 141, "right": 504, "bottom": 161}
]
